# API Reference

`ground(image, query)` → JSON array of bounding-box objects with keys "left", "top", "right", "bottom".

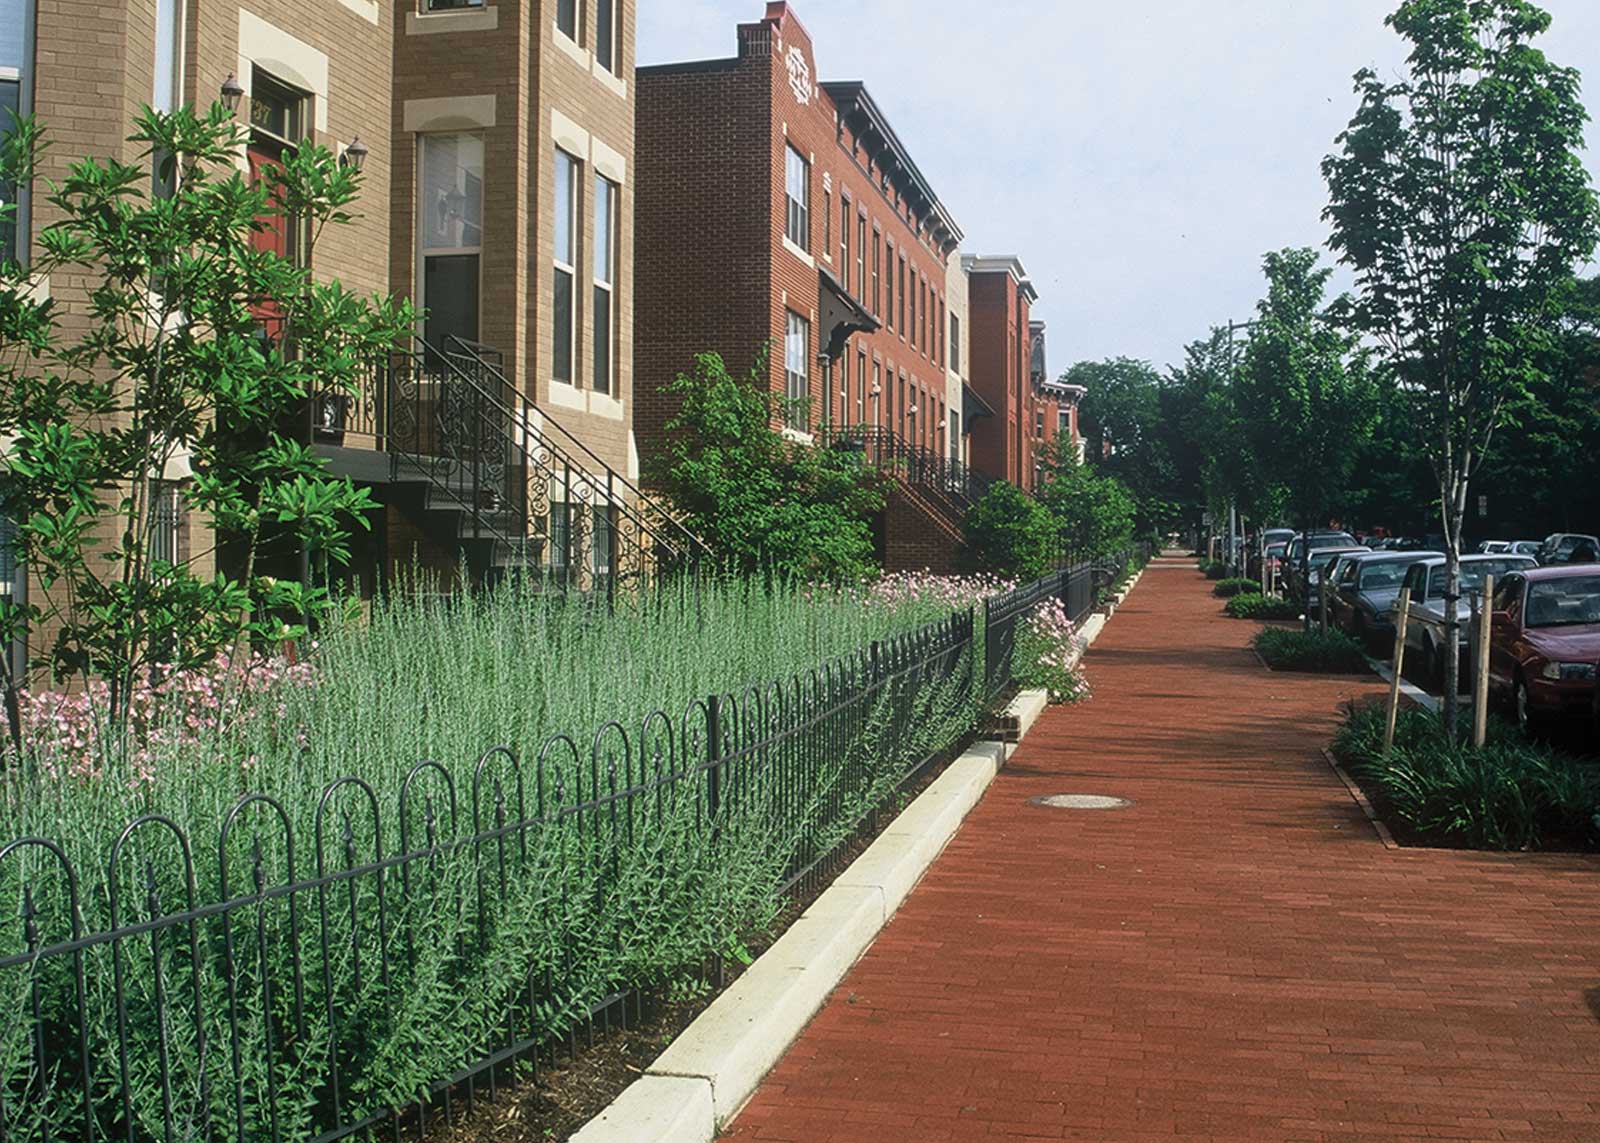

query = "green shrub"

[
  {"left": 1254, "top": 626, "right": 1368, "bottom": 672},
  {"left": 1332, "top": 703, "right": 1600, "bottom": 850},
  {"left": 1200, "top": 560, "right": 1228, "bottom": 579},
  {"left": 0, "top": 577, "right": 983, "bottom": 1140},
  {"left": 1224, "top": 593, "right": 1301, "bottom": 620},
  {"left": 1213, "top": 577, "right": 1260, "bottom": 598},
  {"left": 964, "top": 481, "right": 1056, "bottom": 581}
]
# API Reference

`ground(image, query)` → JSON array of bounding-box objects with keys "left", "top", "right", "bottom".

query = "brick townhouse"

[
  {"left": 635, "top": 1, "right": 983, "bottom": 571},
  {"left": 964, "top": 253, "right": 1039, "bottom": 492},
  {"left": 1030, "top": 319, "right": 1087, "bottom": 470},
  {"left": 3, "top": 0, "right": 695, "bottom": 642}
]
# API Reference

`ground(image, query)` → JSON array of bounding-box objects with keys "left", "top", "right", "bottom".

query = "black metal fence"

[{"left": 1, "top": 608, "right": 979, "bottom": 1143}]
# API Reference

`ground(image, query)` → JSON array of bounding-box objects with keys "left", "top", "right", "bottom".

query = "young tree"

[
  {"left": 0, "top": 104, "right": 411, "bottom": 741},
  {"left": 962, "top": 481, "right": 1056, "bottom": 582},
  {"left": 1233, "top": 249, "right": 1376, "bottom": 628},
  {"left": 653, "top": 349, "right": 883, "bottom": 582},
  {"left": 1323, "top": 0, "right": 1600, "bottom": 734},
  {"left": 1035, "top": 435, "right": 1138, "bottom": 561}
]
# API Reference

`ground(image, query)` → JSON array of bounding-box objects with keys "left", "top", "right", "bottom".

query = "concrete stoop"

[{"left": 570, "top": 581, "right": 1141, "bottom": 1143}]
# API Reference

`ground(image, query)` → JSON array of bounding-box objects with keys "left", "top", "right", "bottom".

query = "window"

[
  {"left": 148, "top": 481, "right": 182, "bottom": 566},
  {"left": 839, "top": 195, "right": 849, "bottom": 289},
  {"left": 784, "top": 146, "right": 809, "bottom": 250},
  {"left": 553, "top": 148, "right": 578, "bottom": 384},
  {"left": 419, "top": 133, "right": 484, "bottom": 356},
  {"left": 898, "top": 375, "right": 907, "bottom": 438},
  {"left": 427, "top": 0, "right": 485, "bottom": 8},
  {"left": 784, "top": 310, "right": 809, "bottom": 431},
  {"left": 898, "top": 255, "right": 907, "bottom": 337},
  {"left": 884, "top": 243, "right": 894, "bottom": 330},
  {"left": 823, "top": 183, "right": 831, "bottom": 256},
  {"left": 949, "top": 408, "right": 959, "bottom": 460},
  {"left": 856, "top": 215, "right": 866, "bottom": 301},
  {"left": 872, "top": 361, "right": 882, "bottom": 426},
  {"left": 856, "top": 350, "right": 867, "bottom": 425},
  {"left": 909, "top": 273, "right": 917, "bottom": 351},
  {"left": 556, "top": 0, "right": 579, "bottom": 41},
  {"left": 592, "top": 174, "right": 617, "bottom": 395},
  {"left": 153, "top": 0, "right": 182, "bottom": 114},
  {"left": 0, "top": 79, "right": 19, "bottom": 265},
  {"left": 595, "top": 0, "right": 617, "bottom": 73},
  {"left": 871, "top": 230, "right": 881, "bottom": 315},
  {"left": 949, "top": 312, "right": 960, "bottom": 372},
  {"left": 592, "top": 505, "right": 614, "bottom": 579},
  {"left": 1035, "top": 410, "right": 1044, "bottom": 438},
  {"left": 1058, "top": 408, "right": 1070, "bottom": 432}
]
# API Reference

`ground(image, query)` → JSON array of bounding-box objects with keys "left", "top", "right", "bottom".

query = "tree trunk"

[
  {"left": 1301, "top": 514, "right": 1312, "bottom": 634},
  {"left": 1440, "top": 480, "right": 1467, "bottom": 739}
]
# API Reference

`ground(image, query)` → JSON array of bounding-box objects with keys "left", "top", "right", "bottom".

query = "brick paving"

[{"left": 723, "top": 561, "right": 1600, "bottom": 1143}]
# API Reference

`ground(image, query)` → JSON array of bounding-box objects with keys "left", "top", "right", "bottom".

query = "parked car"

[
  {"left": 1509, "top": 540, "right": 1542, "bottom": 558},
  {"left": 1477, "top": 540, "right": 1511, "bottom": 554},
  {"left": 1327, "top": 550, "right": 1442, "bottom": 651},
  {"left": 1283, "top": 532, "right": 1358, "bottom": 595},
  {"left": 1399, "top": 554, "right": 1537, "bottom": 689},
  {"left": 1537, "top": 533, "right": 1600, "bottom": 566},
  {"left": 1299, "top": 545, "right": 1370, "bottom": 616},
  {"left": 1487, "top": 565, "right": 1600, "bottom": 733},
  {"left": 1250, "top": 528, "right": 1296, "bottom": 579}
]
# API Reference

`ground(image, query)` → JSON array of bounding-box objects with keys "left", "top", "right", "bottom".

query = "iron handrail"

[
  {"left": 441, "top": 337, "right": 713, "bottom": 568},
  {"left": 821, "top": 425, "right": 994, "bottom": 514}
]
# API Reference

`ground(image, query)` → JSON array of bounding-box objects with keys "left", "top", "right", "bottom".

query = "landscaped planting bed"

[
  {"left": 1254, "top": 626, "right": 1369, "bottom": 673},
  {"left": 0, "top": 571, "right": 1072, "bottom": 1143},
  {"left": 1224, "top": 592, "right": 1301, "bottom": 620},
  {"left": 1331, "top": 700, "right": 1600, "bottom": 851}
]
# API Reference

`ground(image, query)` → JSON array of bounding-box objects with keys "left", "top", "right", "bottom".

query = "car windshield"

[
  {"left": 1524, "top": 576, "right": 1600, "bottom": 627},
  {"left": 1357, "top": 561, "right": 1413, "bottom": 590},
  {"left": 1426, "top": 560, "right": 1531, "bottom": 599},
  {"left": 1309, "top": 550, "right": 1348, "bottom": 573}
]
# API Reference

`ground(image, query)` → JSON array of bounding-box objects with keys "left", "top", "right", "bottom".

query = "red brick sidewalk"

[{"left": 723, "top": 564, "right": 1600, "bottom": 1143}]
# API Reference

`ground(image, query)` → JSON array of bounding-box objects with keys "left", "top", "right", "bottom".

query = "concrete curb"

[
  {"left": 1320, "top": 747, "right": 1400, "bottom": 850},
  {"left": 570, "top": 579, "right": 1145, "bottom": 1142}
]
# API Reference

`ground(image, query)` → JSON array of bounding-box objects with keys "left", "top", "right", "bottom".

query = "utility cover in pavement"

[{"left": 1027, "top": 794, "right": 1134, "bottom": 810}]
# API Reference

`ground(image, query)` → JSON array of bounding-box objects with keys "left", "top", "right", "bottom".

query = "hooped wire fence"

[{"left": 0, "top": 560, "right": 1136, "bottom": 1143}]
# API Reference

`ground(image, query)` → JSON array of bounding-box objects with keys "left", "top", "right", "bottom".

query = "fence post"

[
  {"left": 1383, "top": 585, "right": 1412, "bottom": 755},
  {"left": 706, "top": 693, "right": 722, "bottom": 829},
  {"left": 1473, "top": 574, "right": 1494, "bottom": 748}
]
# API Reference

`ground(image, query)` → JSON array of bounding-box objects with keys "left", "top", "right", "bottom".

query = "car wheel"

[{"left": 1514, "top": 675, "right": 1544, "bottom": 738}]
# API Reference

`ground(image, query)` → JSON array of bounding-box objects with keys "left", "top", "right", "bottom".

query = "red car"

[{"left": 1487, "top": 565, "right": 1600, "bottom": 733}]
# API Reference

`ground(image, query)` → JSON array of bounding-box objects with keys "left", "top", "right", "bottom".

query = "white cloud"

[{"left": 639, "top": 1, "right": 1600, "bottom": 371}]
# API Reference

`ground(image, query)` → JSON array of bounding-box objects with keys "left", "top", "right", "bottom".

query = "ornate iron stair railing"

[
  {"left": 822, "top": 425, "right": 994, "bottom": 519},
  {"left": 384, "top": 337, "right": 712, "bottom": 586}
]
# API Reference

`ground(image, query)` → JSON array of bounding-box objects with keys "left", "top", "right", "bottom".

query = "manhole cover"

[{"left": 1028, "top": 793, "right": 1135, "bottom": 810}]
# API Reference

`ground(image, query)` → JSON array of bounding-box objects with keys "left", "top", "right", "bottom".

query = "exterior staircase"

[
  {"left": 823, "top": 427, "right": 991, "bottom": 572},
  {"left": 383, "top": 337, "right": 712, "bottom": 588}
]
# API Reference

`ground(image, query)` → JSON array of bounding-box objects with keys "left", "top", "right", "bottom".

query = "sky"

[{"left": 637, "top": 0, "right": 1600, "bottom": 375}]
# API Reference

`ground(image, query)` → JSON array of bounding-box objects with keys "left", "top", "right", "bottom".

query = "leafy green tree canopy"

[
  {"left": 1035, "top": 435, "right": 1137, "bottom": 561},
  {"left": 1322, "top": 0, "right": 1600, "bottom": 732},
  {"left": 962, "top": 481, "right": 1056, "bottom": 582},
  {"left": 653, "top": 350, "right": 883, "bottom": 583},
  {"left": 0, "top": 103, "right": 412, "bottom": 726}
]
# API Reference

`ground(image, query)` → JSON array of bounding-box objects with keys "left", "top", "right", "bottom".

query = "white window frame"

[
  {"left": 417, "top": 132, "right": 485, "bottom": 352},
  {"left": 592, "top": 172, "right": 617, "bottom": 396},
  {"left": 553, "top": 147, "right": 579, "bottom": 385},
  {"left": 784, "top": 145, "right": 809, "bottom": 251},
  {"left": 784, "top": 310, "right": 810, "bottom": 431}
]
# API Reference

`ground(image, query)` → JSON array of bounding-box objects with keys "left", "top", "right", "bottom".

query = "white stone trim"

[
  {"left": 553, "top": 26, "right": 590, "bottom": 68},
  {"left": 780, "top": 427, "right": 815, "bottom": 446},
  {"left": 626, "top": 432, "right": 639, "bottom": 481},
  {"left": 334, "top": 0, "right": 379, "bottom": 24},
  {"left": 548, "top": 380, "right": 587, "bottom": 411},
  {"left": 237, "top": 10, "right": 330, "bottom": 132},
  {"left": 781, "top": 235, "right": 815, "bottom": 269},
  {"left": 550, "top": 109, "right": 590, "bottom": 160},
  {"left": 590, "top": 392, "right": 625, "bottom": 421},
  {"left": 591, "top": 59, "right": 627, "bottom": 99},
  {"left": 406, "top": 6, "right": 497, "bottom": 34},
  {"left": 403, "top": 94, "right": 496, "bottom": 133},
  {"left": 590, "top": 137, "right": 626, "bottom": 185}
]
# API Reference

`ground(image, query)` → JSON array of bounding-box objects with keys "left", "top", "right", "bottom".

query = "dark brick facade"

[
  {"left": 966, "top": 257, "right": 1038, "bottom": 492},
  {"left": 635, "top": 1, "right": 963, "bottom": 469}
]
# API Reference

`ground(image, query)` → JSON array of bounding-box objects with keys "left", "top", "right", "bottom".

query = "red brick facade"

[
  {"left": 965, "top": 256, "right": 1038, "bottom": 492},
  {"left": 635, "top": 2, "right": 963, "bottom": 467}
]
